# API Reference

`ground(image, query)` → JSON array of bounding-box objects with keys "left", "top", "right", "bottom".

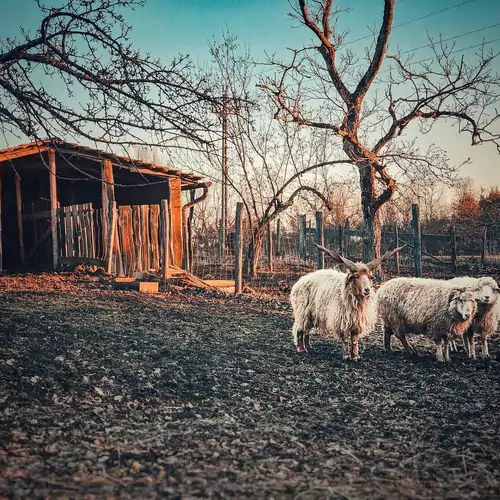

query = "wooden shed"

[{"left": 0, "top": 139, "right": 210, "bottom": 275}]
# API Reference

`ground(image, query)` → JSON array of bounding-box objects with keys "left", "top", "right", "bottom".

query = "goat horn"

[
  {"left": 366, "top": 244, "right": 407, "bottom": 271},
  {"left": 313, "top": 243, "right": 359, "bottom": 272}
]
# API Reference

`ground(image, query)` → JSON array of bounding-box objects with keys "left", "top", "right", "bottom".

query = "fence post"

[
  {"left": 276, "top": 219, "right": 281, "bottom": 256},
  {"left": 395, "top": 224, "right": 400, "bottom": 275},
  {"left": 316, "top": 211, "right": 324, "bottom": 269},
  {"left": 481, "top": 227, "right": 487, "bottom": 266},
  {"left": 234, "top": 202, "right": 243, "bottom": 294},
  {"left": 106, "top": 200, "right": 117, "bottom": 274},
  {"left": 267, "top": 222, "right": 273, "bottom": 272},
  {"left": 160, "top": 199, "right": 170, "bottom": 281},
  {"left": 412, "top": 204, "right": 422, "bottom": 278},
  {"left": 299, "top": 214, "right": 306, "bottom": 260},
  {"left": 339, "top": 225, "right": 344, "bottom": 255},
  {"left": 345, "top": 219, "right": 350, "bottom": 259},
  {"left": 450, "top": 225, "right": 458, "bottom": 273}
]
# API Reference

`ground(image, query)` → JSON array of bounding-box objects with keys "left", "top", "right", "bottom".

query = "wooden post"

[
  {"left": 299, "top": 214, "right": 306, "bottom": 260},
  {"left": 315, "top": 211, "right": 324, "bottom": 270},
  {"left": 160, "top": 199, "right": 170, "bottom": 281},
  {"left": 106, "top": 201, "right": 117, "bottom": 274},
  {"left": 345, "top": 219, "right": 350, "bottom": 259},
  {"left": 276, "top": 219, "right": 281, "bottom": 256},
  {"left": 339, "top": 225, "right": 345, "bottom": 255},
  {"left": 395, "top": 224, "right": 400, "bottom": 275},
  {"left": 101, "top": 159, "right": 115, "bottom": 257},
  {"left": 481, "top": 227, "right": 487, "bottom": 266},
  {"left": 234, "top": 202, "right": 243, "bottom": 294},
  {"left": 267, "top": 222, "right": 273, "bottom": 272},
  {"left": 169, "top": 178, "right": 183, "bottom": 267},
  {"left": 412, "top": 204, "right": 422, "bottom": 278},
  {"left": 450, "top": 225, "right": 458, "bottom": 273},
  {"left": 0, "top": 164, "right": 3, "bottom": 271},
  {"left": 15, "top": 173, "right": 25, "bottom": 266}
]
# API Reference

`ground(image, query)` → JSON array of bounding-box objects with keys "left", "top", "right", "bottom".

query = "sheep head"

[
  {"left": 474, "top": 277, "right": 500, "bottom": 305},
  {"left": 448, "top": 288, "right": 477, "bottom": 321},
  {"left": 314, "top": 243, "right": 405, "bottom": 298}
]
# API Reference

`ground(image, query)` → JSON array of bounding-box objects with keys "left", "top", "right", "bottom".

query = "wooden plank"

[
  {"left": 395, "top": 225, "right": 400, "bottom": 275},
  {"left": 0, "top": 164, "right": 3, "bottom": 271},
  {"left": 150, "top": 205, "right": 160, "bottom": 270},
  {"left": 132, "top": 206, "right": 143, "bottom": 273},
  {"left": 88, "top": 204, "right": 96, "bottom": 259},
  {"left": 160, "top": 199, "right": 170, "bottom": 280},
  {"left": 0, "top": 145, "right": 50, "bottom": 162},
  {"left": 412, "top": 204, "right": 422, "bottom": 278},
  {"left": 139, "top": 281, "right": 159, "bottom": 293},
  {"left": 169, "top": 178, "right": 183, "bottom": 267},
  {"left": 101, "top": 159, "right": 115, "bottom": 257},
  {"left": 315, "top": 211, "right": 324, "bottom": 270},
  {"left": 49, "top": 149, "right": 58, "bottom": 269},
  {"left": 64, "top": 206, "right": 73, "bottom": 257},
  {"left": 276, "top": 219, "right": 281, "bottom": 256},
  {"left": 234, "top": 202, "right": 243, "bottom": 294},
  {"left": 141, "top": 205, "right": 151, "bottom": 270},
  {"left": 119, "top": 206, "right": 134, "bottom": 276},
  {"left": 481, "top": 227, "right": 487, "bottom": 265},
  {"left": 71, "top": 204, "right": 80, "bottom": 257},
  {"left": 107, "top": 201, "right": 117, "bottom": 274},
  {"left": 15, "top": 173, "right": 25, "bottom": 265}
]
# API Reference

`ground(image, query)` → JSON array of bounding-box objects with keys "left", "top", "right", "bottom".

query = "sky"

[{"left": 1, "top": 0, "right": 500, "bottom": 190}]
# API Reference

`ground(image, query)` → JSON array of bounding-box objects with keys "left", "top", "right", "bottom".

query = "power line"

[
  {"left": 380, "top": 36, "right": 500, "bottom": 75},
  {"left": 350, "top": 23, "right": 500, "bottom": 70},
  {"left": 343, "top": 0, "right": 480, "bottom": 47}
]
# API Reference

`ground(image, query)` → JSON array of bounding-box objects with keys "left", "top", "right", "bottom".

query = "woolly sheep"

[
  {"left": 447, "top": 276, "right": 500, "bottom": 358},
  {"left": 377, "top": 277, "right": 477, "bottom": 362},
  {"left": 290, "top": 244, "right": 404, "bottom": 361}
]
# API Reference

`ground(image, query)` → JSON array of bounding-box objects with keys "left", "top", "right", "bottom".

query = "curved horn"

[
  {"left": 313, "top": 243, "right": 359, "bottom": 272},
  {"left": 366, "top": 245, "right": 407, "bottom": 271}
]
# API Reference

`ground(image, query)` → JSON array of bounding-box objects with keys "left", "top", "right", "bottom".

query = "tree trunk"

[{"left": 246, "top": 227, "right": 265, "bottom": 278}]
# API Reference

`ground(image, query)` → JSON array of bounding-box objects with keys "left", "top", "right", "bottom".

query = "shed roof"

[{"left": 0, "top": 139, "right": 209, "bottom": 188}]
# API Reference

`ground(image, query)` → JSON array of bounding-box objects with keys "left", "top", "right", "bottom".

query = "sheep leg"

[
  {"left": 466, "top": 332, "right": 476, "bottom": 360},
  {"left": 449, "top": 339, "right": 457, "bottom": 352},
  {"left": 340, "top": 334, "right": 350, "bottom": 360},
  {"left": 435, "top": 339, "right": 444, "bottom": 362},
  {"left": 397, "top": 333, "right": 416, "bottom": 354},
  {"left": 304, "top": 333, "right": 311, "bottom": 350},
  {"left": 480, "top": 334, "right": 490, "bottom": 358},
  {"left": 383, "top": 326, "right": 393, "bottom": 352},
  {"left": 292, "top": 323, "right": 307, "bottom": 352},
  {"left": 350, "top": 331, "right": 359, "bottom": 361},
  {"left": 444, "top": 338, "right": 451, "bottom": 362}
]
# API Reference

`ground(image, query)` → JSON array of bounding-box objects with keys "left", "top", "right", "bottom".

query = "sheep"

[
  {"left": 377, "top": 277, "right": 477, "bottom": 362},
  {"left": 447, "top": 276, "right": 500, "bottom": 359},
  {"left": 290, "top": 244, "right": 404, "bottom": 360}
]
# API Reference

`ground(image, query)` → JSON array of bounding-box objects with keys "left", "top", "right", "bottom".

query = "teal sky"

[{"left": 1, "top": 0, "right": 500, "bottom": 190}]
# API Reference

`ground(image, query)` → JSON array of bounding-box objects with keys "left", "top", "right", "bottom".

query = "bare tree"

[
  {"left": 260, "top": 0, "right": 500, "bottom": 259},
  {"left": 0, "top": 0, "right": 217, "bottom": 150}
]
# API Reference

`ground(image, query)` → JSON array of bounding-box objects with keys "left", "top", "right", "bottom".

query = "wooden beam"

[
  {"left": 15, "top": 173, "right": 25, "bottom": 266},
  {"left": 107, "top": 200, "right": 117, "bottom": 274},
  {"left": 49, "top": 149, "right": 59, "bottom": 270},
  {"left": 0, "top": 145, "right": 50, "bottom": 162},
  {"left": 234, "top": 202, "right": 243, "bottom": 294},
  {"left": 101, "top": 159, "right": 115, "bottom": 257},
  {"left": 169, "top": 178, "right": 183, "bottom": 267},
  {"left": 412, "top": 204, "right": 422, "bottom": 278},
  {"left": 160, "top": 199, "right": 170, "bottom": 280},
  {"left": 0, "top": 164, "right": 2, "bottom": 271}
]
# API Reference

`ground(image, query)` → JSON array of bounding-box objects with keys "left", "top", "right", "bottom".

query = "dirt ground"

[{"left": 1, "top": 271, "right": 500, "bottom": 499}]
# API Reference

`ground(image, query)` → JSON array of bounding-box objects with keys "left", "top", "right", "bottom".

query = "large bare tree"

[
  {"left": 260, "top": 0, "right": 500, "bottom": 259},
  {"left": 0, "top": 0, "right": 217, "bottom": 150}
]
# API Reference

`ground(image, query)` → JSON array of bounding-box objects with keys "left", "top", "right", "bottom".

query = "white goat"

[
  {"left": 377, "top": 278, "right": 477, "bottom": 362},
  {"left": 447, "top": 276, "right": 500, "bottom": 358},
  {"left": 290, "top": 244, "right": 404, "bottom": 360}
]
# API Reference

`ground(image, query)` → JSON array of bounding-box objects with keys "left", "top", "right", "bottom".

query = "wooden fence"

[{"left": 58, "top": 202, "right": 171, "bottom": 277}]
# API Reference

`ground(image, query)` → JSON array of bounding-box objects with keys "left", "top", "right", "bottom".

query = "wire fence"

[{"left": 190, "top": 207, "right": 500, "bottom": 297}]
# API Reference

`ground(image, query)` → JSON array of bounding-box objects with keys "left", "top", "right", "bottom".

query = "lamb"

[
  {"left": 447, "top": 276, "right": 500, "bottom": 358},
  {"left": 290, "top": 244, "right": 404, "bottom": 360},
  {"left": 377, "top": 277, "right": 477, "bottom": 362}
]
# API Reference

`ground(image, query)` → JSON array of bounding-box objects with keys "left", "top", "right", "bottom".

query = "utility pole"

[{"left": 220, "top": 87, "right": 229, "bottom": 257}]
